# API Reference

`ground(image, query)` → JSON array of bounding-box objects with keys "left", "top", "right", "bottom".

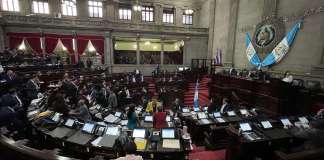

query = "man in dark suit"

[
  {"left": 24, "top": 74, "right": 40, "bottom": 100},
  {"left": 207, "top": 98, "right": 219, "bottom": 113},
  {"left": 220, "top": 97, "right": 233, "bottom": 114},
  {"left": 61, "top": 73, "right": 78, "bottom": 105},
  {"left": 0, "top": 88, "right": 24, "bottom": 118}
]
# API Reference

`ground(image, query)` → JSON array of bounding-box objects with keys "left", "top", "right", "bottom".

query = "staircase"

[
  {"left": 144, "top": 77, "right": 158, "bottom": 97},
  {"left": 184, "top": 75, "right": 211, "bottom": 107}
]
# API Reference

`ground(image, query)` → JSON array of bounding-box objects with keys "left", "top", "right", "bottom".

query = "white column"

[
  {"left": 104, "top": 31, "right": 112, "bottom": 66},
  {"left": 0, "top": 26, "right": 5, "bottom": 52}
]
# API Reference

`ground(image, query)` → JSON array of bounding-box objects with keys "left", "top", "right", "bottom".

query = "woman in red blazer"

[{"left": 153, "top": 107, "right": 167, "bottom": 129}]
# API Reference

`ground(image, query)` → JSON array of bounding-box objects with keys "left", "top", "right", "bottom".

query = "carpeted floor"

[{"left": 189, "top": 144, "right": 226, "bottom": 160}]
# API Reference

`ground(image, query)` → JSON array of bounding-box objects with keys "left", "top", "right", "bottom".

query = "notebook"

[{"left": 162, "top": 139, "right": 180, "bottom": 149}]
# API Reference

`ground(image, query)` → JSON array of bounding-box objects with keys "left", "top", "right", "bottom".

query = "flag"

[
  {"left": 193, "top": 80, "right": 199, "bottom": 109},
  {"left": 262, "top": 21, "right": 302, "bottom": 66},
  {"left": 215, "top": 48, "right": 222, "bottom": 65},
  {"left": 245, "top": 33, "right": 261, "bottom": 67}
]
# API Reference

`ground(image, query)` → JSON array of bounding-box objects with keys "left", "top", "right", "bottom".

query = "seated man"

[
  {"left": 153, "top": 107, "right": 167, "bottom": 129},
  {"left": 220, "top": 97, "right": 233, "bottom": 114},
  {"left": 69, "top": 99, "right": 92, "bottom": 122},
  {"left": 207, "top": 98, "right": 218, "bottom": 113},
  {"left": 171, "top": 98, "right": 183, "bottom": 114}
]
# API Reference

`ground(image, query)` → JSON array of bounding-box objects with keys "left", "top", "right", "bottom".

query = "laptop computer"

[
  {"left": 144, "top": 116, "right": 153, "bottom": 122},
  {"left": 161, "top": 128, "right": 180, "bottom": 149}
]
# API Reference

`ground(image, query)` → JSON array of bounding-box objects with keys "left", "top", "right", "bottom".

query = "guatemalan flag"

[
  {"left": 193, "top": 80, "right": 199, "bottom": 109},
  {"left": 262, "top": 21, "right": 302, "bottom": 66},
  {"left": 215, "top": 48, "right": 222, "bottom": 65}
]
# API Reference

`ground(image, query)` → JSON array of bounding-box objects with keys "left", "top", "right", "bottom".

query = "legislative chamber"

[{"left": 0, "top": 0, "right": 324, "bottom": 160}]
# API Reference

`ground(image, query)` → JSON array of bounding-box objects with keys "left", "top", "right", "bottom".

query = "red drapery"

[
  {"left": 7, "top": 32, "right": 42, "bottom": 55},
  {"left": 44, "top": 34, "right": 76, "bottom": 64},
  {"left": 44, "top": 37, "right": 58, "bottom": 54},
  {"left": 77, "top": 35, "right": 105, "bottom": 64}
]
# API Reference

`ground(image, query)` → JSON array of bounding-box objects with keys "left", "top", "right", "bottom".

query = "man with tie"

[
  {"left": 0, "top": 88, "right": 24, "bottom": 117},
  {"left": 25, "top": 74, "right": 40, "bottom": 101},
  {"left": 61, "top": 73, "right": 78, "bottom": 105}
]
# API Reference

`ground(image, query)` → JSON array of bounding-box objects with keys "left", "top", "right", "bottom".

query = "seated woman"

[
  {"left": 153, "top": 107, "right": 167, "bottom": 129},
  {"left": 127, "top": 104, "right": 139, "bottom": 129}
]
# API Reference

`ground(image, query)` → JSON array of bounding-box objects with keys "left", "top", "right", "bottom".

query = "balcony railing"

[{"left": 0, "top": 14, "right": 208, "bottom": 36}]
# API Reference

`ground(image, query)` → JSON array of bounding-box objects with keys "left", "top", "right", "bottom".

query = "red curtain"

[
  {"left": 7, "top": 32, "right": 41, "bottom": 55},
  {"left": 91, "top": 39, "right": 105, "bottom": 64},
  {"left": 9, "top": 36, "right": 23, "bottom": 50},
  {"left": 77, "top": 35, "right": 105, "bottom": 64},
  {"left": 77, "top": 39, "right": 88, "bottom": 56},
  {"left": 61, "top": 38, "right": 75, "bottom": 64},
  {"left": 26, "top": 37, "right": 42, "bottom": 54},
  {"left": 45, "top": 37, "right": 59, "bottom": 54}
]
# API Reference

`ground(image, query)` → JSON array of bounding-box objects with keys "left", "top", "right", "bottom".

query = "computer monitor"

[
  {"left": 64, "top": 119, "right": 75, "bottom": 127},
  {"left": 298, "top": 117, "right": 309, "bottom": 124},
  {"left": 280, "top": 118, "right": 292, "bottom": 126},
  {"left": 162, "top": 128, "right": 175, "bottom": 139},
  {"left": 132, "top": 128, "right": 146, "bottom": 138},
  {"left": 144, "top": 116, "right": 153, "bottom": 122},
  {"left": 240, "top": 109, "right": 248, "bottom": 115},
  {"left": 182, "top": 108, "right": 190, "bottom": 113},
  {"left": 120, "top": 120, "right": 128, "bottom": 126},
  {"left": 82, "top": 122, "right": 96, "bottom": 134},
  {"left": 261, "top": 121, "right": 272, "bottom": 129},
  {"left": 194, "top": 107, "right": 200, "bottom": 112},
  {"left": 227, "top": 111, "right": 236, "bottom": 116},
  {"left": 166, "top": 116, "right": 171, "bottom": 122},
  {"left": 197, "top": 112, "right": 207, "bottom": 119},
  {"left": 178, "top": 67, "right": 184, "bottom": 71},
  {"left": 51, "top": 112, "right": 61, "bottom": 123},
  {"left": 105, "top": 127, "right": 120, "bottom": 136},
  {"left": 213, "top": 112, "right": 221, "bottom": 118},
  {"left": 239, "top": 123, "right": 252, "bottom": 132},
  {"left": 115, "top": 112, "right": 122, "bottom": 117}
]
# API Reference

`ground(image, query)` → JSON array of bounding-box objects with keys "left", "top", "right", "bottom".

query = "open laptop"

[
  {"left": 261, "top": 120, "right": 291, "bottom": 139},
  {"left": 132, "top": 128, "right": 146, "bottom": 139},
  {"left": 240, "top": 109, "right": 248, "bottom": 116},
  {"left": 82, "top": 122, "right": 96, "bottom": 134},
  {"left": 197, "top": 112, "right": 207, "bottom": 119},
  {"left": 226, "top": 111, "right": 242, "bottom": 122},
  {"left": 239, "top": 122, "right": 252, "bottom": 132},
  {"left": 298, "top": 117, "right": 309, "bottom": 124},
  {"left": 280, "top": 118, "right": 293, "bottom": 127},
  {"left": 51, "top": 112, "right": 62, "bottom": 123},
  {"left": 161, "top": 128, "right": 180, "bottom": 149},
  {"left": 182, "top": 108, "right": 190, "bottom": 113},
  {"left": 114, "top": 112, "right": 122, "bottom": 118},
  {"left": 105, "top": 126, "right": 120, "bottom": 136}
]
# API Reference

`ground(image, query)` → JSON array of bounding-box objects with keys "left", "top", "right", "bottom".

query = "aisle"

[
  {"left": 184, "top": 75, "right": 211, "bottom": 107},
  {"left": 184, "top": 75, "right": 226, "bottom": 160}
]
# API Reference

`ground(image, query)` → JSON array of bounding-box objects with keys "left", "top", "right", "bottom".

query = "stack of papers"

[
  {"left": 216, "top": 118, "right": 226, "bottom": 123},
  {"left": 134, "top": 138, "right": 147, "bottom": 150},
  {"left": 162, "top": 139, "right": 180, "bottom": 149},
  {"left": 104, "top": 114, "right": 119, "bottom": 123}
]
